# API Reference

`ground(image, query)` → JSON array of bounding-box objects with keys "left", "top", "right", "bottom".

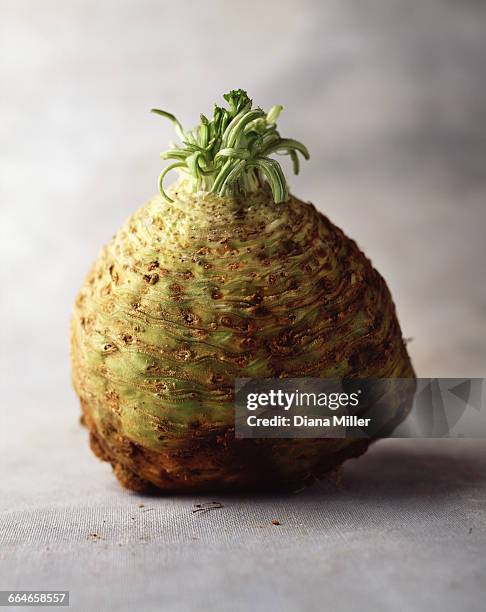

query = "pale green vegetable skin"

[{"left": 71, "top": 91, "right": 414, "bottom": 492}]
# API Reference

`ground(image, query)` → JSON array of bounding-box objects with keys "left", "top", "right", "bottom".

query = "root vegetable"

[{"left": 70, "top": 90, "right": 414, "bottom": 492}]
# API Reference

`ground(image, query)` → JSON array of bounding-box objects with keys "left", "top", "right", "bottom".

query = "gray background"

[{"left": 1, "top": 1, "right": 485, "bottom": 611}]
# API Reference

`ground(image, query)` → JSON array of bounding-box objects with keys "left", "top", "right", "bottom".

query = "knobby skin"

[{"left": 71, "top": 181, "right": 414, "bottom": 492}]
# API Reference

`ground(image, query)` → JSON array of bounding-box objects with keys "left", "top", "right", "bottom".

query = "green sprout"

[{"left": 151, "top": 89, "right": 309, "bottom": 203}]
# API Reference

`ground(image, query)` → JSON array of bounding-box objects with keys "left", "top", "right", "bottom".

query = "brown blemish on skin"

[
  {"left": 169, "top": 283, "right": 183, "bottom": 294},
  {"left": 144, "top": 273, "right": 159, "bottom": 285},
  {"left": 181, "top": 310, "right": 199, "bottom": 325}
]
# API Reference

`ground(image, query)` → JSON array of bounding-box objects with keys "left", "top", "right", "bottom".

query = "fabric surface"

[{"left": 1, "top": 419, "right": 485, "bottom": 612}]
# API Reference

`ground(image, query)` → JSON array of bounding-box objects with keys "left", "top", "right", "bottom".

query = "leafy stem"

[{"left": 151, "top": 89, "right": 309, "bottom": 203}]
